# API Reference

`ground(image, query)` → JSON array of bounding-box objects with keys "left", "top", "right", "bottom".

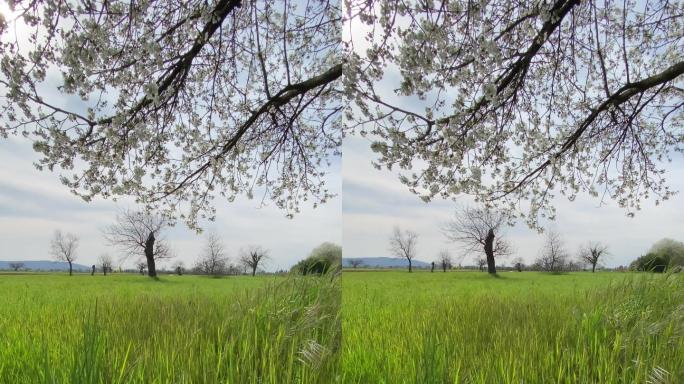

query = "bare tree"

[
  {"left": 536, "top": 231, "right": 569, "bottom": 273},
  {"left": 579, "top": 242, "right": 609, "bottom": 273},
  {"left": 512, "top": 257, "right": 525, "bottom": 272},
  {"left": 348, "top": 1, "right": 683, "bottom": 229},
  {"left": 50, "top": 230, "right": 79, "bottom": 276},
  {"left": 475, "top": 257, "right": 487, "bottom": 272},
  {"left": 349, "top": 259, "right": 364, "bottom": 269},
  {"left": 437, "top": 250, "right": 453, "bottom": 272},
  {"left": 240, "top": 246, "right": 270, "bottom": 277},
  {"left": 98, "top": 254, "right": 113, "bottom": 276},
  {"left": 136, "top": 261, "right": 147, "bottom": 276},
  {"left": 8, "top": 262, "right": 24, "bottom": 272},
  {"left": 173, "top": 261, "right": 185, "bottom": 276},
  {"left": 195, "top": 233, "right": 229, "bottom": 276},
  {"left": 443, "top": 206, "right": 512, "bottom": 275},
  {"left": 389, "top": 227, "right": 419, "bottom": 272},
  {"left": 103, "top": 209, "right": 171, "bottom": 278}
]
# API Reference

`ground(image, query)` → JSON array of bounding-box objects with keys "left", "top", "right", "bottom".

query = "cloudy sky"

[
  {"left": 0, "top": 2, "right": 341, "bottom": 271},
  {"left": 343, "top": 134, "right": 684, "bottom": 268},
  {"left": 0, "top": 136, "right": 341, "bottom": 270},
  {"left": 341, "top": 9, "right": 683, "bottom": 269}
]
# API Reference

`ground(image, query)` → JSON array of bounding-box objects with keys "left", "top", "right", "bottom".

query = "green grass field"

[
  {"left": 0, "top": 273, "right": 340, "bottom": 384},
  {"left": 2, "top": 270, "right": 682, "bottom": 383},
  {"left": 341, "top": 270, "right": 684, "bottom": 383}
]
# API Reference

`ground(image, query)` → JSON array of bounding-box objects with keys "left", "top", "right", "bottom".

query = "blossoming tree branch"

[
  {"left": 0, "top": 0, "right": 342, "bottom": 229},
  {"left": 346, "top": 0, "right": 683, "bottom": 228}
]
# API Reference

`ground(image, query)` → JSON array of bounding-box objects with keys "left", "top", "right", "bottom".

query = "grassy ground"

[
  {"left": 342, "top": 270, "right": 684, "bottom": 383},
  {"left": 0, "top": 272, "right": 340, "bottom": 384}
]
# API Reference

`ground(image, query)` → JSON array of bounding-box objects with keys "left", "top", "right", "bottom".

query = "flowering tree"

[
  {"left": 0, "top": 0, "right": 342, "bottom": 229},
  {"left": 346, "top": 0, "right": 683, "bottom": 228}
]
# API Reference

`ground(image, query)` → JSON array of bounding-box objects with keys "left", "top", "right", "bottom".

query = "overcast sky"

[
  {"left": 0, "top": 3, "right": 341, "bottom": 271},
  {"left": 343, "top": 134, "right": 684, "bottom": 268},
  {"left": 0, "top": 136, "right": 341, "bottom": 270},
  {"left": 341, "top": 9, "right": 683, "bottom": 268}
]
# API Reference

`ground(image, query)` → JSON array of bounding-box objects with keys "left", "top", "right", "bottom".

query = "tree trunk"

[
  {"left": 484, "top": 229, "right": 497, "bottom": 275},
  {"left": 251, "top": 265, "right": 257, "bottom": 276},
  {"left": 145, "top": 232, "right": 157, "bottom": 278},
  {"left": 408, "top": 259, "right": 412, "bottom": 273},
  {"left": 591, "top": 263, "right": 596, "bottom": 273},
  {"left": 68, "top": 261, "right": 73, "bottom": 276}
]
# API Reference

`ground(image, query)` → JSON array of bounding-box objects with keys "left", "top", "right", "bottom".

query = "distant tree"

[
  {"left": 512, "top": 257, "right": 525, "bottom": 272},
  {"left": 389, "top": 227, "right": 418, "bottom": 273},
  {"left": 566, "top": 259, "right": 584, "bottom": 272},
  {"left": 536, "top": 231, "right": 569, "bottom": 273},
  {"left": 349, "top": 259, "right": 364, "bottom": 269},
  {"left": 630, "top": 238, "right": 684, "bottom": 273},
  {"left": 8, "top": 262, "right": 24, "bottom": 272},
  {"left": 240, "top": 246, "right": 270, "bottom": 277},
  {"left": 136, "top": 261, "right": 147, "bottom": 275},
  {"left": 443, "top": 206, "right": 512, "bottom": 275},
  {"left": 291, "top": 243, "right": 342, "bottom": 275},
  {"left": 648, "top": 239, "right": 684, "bottom": 266},
  {"left": 50, "top": 230, "right": 79, "bottom": 276},
  {"left": 437, "top": 250, "right": 453, "bottom": 272},
  {"left": 475, "top": 256, "right": 487, "bottom": 272},
  {"left": 98, "top": 254, "right": 113, "bottom": 276},
  {"left": 103, "top": 209, "right": 172, "bottom": 278},
  {"left": 173, "top": 261, "right": 185, "bottom": 276},
  {"left": 195, "top": 233, "right": 229, "bottom": 276},
  {"left": 579, "top": 242, "right": 609, "bottom": 273}
]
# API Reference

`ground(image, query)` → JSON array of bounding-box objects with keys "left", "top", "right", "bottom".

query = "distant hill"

[
  {"left": 0, "top": 260, "right": 92, "bottom": 272},
  {"left": 343, "top": 257, "right": 432, "bottom": 268}
]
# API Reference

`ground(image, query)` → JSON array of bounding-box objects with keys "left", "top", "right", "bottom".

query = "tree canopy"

[
  {"left": 1, "top": 0, "right": 342, "bottom": 229},
  {"left": 346, "top": 0, "right": 683, "bottom": 228}
]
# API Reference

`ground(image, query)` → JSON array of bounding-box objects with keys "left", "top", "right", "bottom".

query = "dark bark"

[
  {"left": 591, "top": 263, "right": 596, "bottom": 273},
  {"left": 484, "top": 229, "right": 497, "bottom": 275},
  {"left": 408, "top": 259, "right": 412, "bottom": 273},
  {"left": 91, "top": 265, "right": 95, "bottom": 276},
  {"left": 68, "top": 261, "right": 73, "bottom": 276},
  {"left": 145, "top": 232, "right": 157, "bottom": 278},
  {"left": 431, "top": 262, "right": 435, "bottom": 272},
  {"left": 251, "top": 265, "right": 257, "bottom": 276}
]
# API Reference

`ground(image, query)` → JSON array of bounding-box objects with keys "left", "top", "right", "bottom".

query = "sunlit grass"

[
  {"left": 0, "top": 273, "right": 340, "bottom": 383},
  {"left": 342, "top": 270, "right": 684, "bottom": 383}
]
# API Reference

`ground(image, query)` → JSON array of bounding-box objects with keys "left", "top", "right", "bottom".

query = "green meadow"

[
  {"left": 0, "top": 273, "right": 340, "bottom": 384},
  {"left": 341, "top": 270, "right": 684, "bottom": 383},
  {"left": 2, "top": 270, "right": 683, "bottom": 383}
]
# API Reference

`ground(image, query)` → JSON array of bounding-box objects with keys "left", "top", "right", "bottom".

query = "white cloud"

[
  {"left": 0, "top": 137, "right": 341, "bottom": 270},
  {"left": 343, "top": 134, "right": 684, "bottom": 268}
]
